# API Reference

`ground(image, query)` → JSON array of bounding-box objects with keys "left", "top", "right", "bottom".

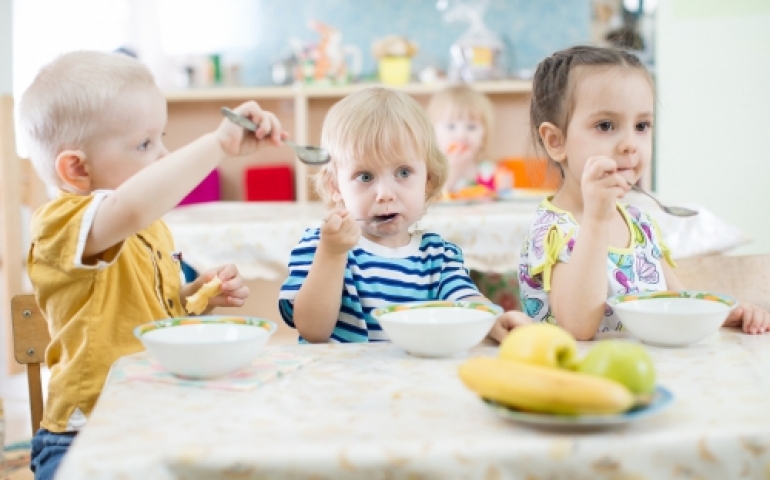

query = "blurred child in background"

[{"left": 427, "top": 84, "right": 503, "bottom": 200}]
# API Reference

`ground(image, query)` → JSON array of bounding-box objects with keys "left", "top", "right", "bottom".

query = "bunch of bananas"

[{"left": 458, "top": 324, "right": 656, "bottom": 415}]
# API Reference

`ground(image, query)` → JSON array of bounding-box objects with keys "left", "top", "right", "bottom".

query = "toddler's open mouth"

[{"left": 369, "top": 213, "right": 399, "bottom": 224}]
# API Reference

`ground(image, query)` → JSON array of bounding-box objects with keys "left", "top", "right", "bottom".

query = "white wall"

[
  {"left": 0, "top": 0, "right": 12, "bottom": 381},
  {"left": 656, "top": 1, "right": 770, "bottom": 255}
]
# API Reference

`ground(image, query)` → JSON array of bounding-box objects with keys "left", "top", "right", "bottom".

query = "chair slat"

[
  {"left": 10, "top": 293, "right": 50, "bottom": 434},
  {"left": 11, "top": 294, "right": 50, "bottom": 364},
  {"left": 675, "top": 254, "right": 770, "bottom": 310}
]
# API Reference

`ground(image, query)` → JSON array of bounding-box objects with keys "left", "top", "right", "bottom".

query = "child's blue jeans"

[{"left": 30, "top": 428, "right": 77, "bottom": 480}]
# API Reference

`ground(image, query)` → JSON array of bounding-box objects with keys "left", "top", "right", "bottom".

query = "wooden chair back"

[
  {"left": 675, "top": 254, "right": 770, "bottom": 310},
  {"left": 10, "top": 294, "right": 50, "bottom": 435}
]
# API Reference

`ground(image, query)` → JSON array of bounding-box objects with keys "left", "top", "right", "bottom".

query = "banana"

[{"left": 458, "top": 357, "right": 635, "bottom": 415}]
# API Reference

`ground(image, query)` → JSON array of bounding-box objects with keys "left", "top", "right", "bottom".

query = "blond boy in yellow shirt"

[{"left": 18, "top": 51, "right": 287, "bottom": 480}]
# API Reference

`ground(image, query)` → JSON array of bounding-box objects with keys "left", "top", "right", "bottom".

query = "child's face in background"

[
  {"left": 560, "top": 69, "right": 653, "bottom": 191},
  {"left": 86, "top": 85, "right": 169, "bottom": 191},
  {"left": 334, "top": 148, "right": 428, "bottom": 248},
  {"left": 434, "top": 111, "right": 485, "bottom": 159}
]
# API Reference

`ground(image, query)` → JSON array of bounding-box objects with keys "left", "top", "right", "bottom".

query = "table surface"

[
  {"left": 56, "top": 329, "right": 770, "bottom": 479},
  {"left": 163, "top": 193, "right": 748, "bottom": 281}
]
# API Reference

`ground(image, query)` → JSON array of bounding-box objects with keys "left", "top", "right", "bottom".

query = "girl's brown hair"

[{"left": 529, "top": 45, "right": 652, "bottom": 166}]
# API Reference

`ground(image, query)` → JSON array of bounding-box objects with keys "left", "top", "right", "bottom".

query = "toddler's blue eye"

[
  {"left": 139, "top": 139, "right": 151, "bottom": 151},
  {"left": 356, "top": 172, "right": 374, "bottom": 183},
  {"left": 396, "top": 167, "right": 411, "bottom": 179}
]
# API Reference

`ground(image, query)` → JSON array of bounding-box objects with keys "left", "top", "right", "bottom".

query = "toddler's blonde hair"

[
  {"left": 19, "top": 51, "right": 157, "bottom": 187},
  {"left": 426, "top": 84, "right": 494, "bottom": 155},
  {"left": 314, "top": 87, "right": 447, "bottom": 208}
]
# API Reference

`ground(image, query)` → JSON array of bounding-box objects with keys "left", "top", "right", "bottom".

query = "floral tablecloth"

[
  {"left": 163, "top": 193, "right": 749, "bottom": 281},
  {"left": 56, "top": 329, "right": 770, "bottom": 479}
]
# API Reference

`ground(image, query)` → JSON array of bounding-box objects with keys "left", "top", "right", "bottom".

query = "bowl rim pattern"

[
  {"left": 134, "top": 315, "right": 277, "bottom": 339},
  {"left": 371, "top": 300, "right": 503, "bottom": 320},
  {"left": 607, "top": 290, "right": 737, "bottom": 309}
]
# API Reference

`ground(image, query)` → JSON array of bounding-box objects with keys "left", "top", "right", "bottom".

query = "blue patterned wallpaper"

[{"left": 224, "top": 0, "right": 590, "bottom": 86}]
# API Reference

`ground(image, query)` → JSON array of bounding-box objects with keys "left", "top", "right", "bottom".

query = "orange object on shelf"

[
  {"left": 498, "top": 157, "right": 561, "bottom": 191},
  {"left": 448, "top": 184, "right": 495, "bottom": 200}
]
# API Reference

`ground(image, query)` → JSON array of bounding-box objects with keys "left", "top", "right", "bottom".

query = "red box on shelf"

[{"left": 244, "top": 164, "right": 295, "bottom": 202}]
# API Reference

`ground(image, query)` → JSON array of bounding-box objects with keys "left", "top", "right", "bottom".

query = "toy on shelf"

[
  {"left": 437, "top": 0, "right": 506, "bottom": 82},
  {"left": 372, "top": 35, "right": 418, "bottom": 85},
  {"left": 296, "top": 21, "right": 362, "bottom": 85}
]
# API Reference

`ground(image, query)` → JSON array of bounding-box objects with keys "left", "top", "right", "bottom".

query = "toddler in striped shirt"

[{"left": 279, "top": 87, "right": 530, "bottom": 343}]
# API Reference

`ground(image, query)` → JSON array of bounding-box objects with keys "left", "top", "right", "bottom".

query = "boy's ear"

[
  {"left": 55, "top": 150, "right": 91, "bottom": 192},
  {"left": 328, "top": 175, "right": 343, "bottom": 205},
  {"left": 538, "top": 122, "right": 566, "bottom": 163}
]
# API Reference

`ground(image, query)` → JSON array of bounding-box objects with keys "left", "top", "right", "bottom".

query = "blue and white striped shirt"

[{"left": 279, "top": 229, "right": 480, "bottom": 343}]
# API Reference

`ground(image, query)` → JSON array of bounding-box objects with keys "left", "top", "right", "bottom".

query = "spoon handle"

[
  {"left": 629, "top": 183, "right": 698, "bottom": 217},
  {"left": 221, "top": 107, "right": 258, "bottom": 131}
]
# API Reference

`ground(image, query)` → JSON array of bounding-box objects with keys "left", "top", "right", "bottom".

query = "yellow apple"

[
  {"left": 499, "top": 323, "right": 578, "bottom": 369},
  {"left": 577, "top": 340, "right": 656, "bottom": 395}
]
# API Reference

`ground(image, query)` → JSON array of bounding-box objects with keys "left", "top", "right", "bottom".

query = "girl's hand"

[
  {"left": 723, "top": 303, "right": 770, "bottom": 334},
  {"left": 581, "top": 156, "right": 631, "bottom": 222},
  {"left": 488, "top": 311, "right": 533, "bottom": 343},
  {"left": 444, "top": 144, "right": 478, "bottom": 189},
  {"left": 216, "top": 101, "right": 289, "bottom": 156},
  {"left": 199, "top": 264, "right": 250, "bottom": 310},
  {"left": 319, "top": 208, "right": 360, "bottom": 256}
]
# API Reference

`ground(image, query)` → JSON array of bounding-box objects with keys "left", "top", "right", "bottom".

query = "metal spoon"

[
  {"left": 220, "top": 107, "right": 331, "bottom": 165},
  {"left": 629, "top": 183, "right": 698, "bottom": 217}
]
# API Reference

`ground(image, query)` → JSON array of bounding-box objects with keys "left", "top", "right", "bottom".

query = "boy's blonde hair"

[
  {"left": 426, "top": 84, "right": 494, "bottom": 153},
  {"left": 19, "top": 51, "right": 157, "bottom": 187},
  {"left": 314, "top": 87, "right": 447, "bottom": 208}
]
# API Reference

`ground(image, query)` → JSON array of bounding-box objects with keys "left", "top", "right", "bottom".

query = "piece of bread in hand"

[{"left": 185, "top": 276, "right": 222, "bottom": 315}]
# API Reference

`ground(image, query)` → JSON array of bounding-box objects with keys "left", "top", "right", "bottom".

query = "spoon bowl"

[
  {"left": 221, "top": 107, "right": 331, "bottom": 165},
  {"left": 630, "top": 184, "right": 698, "bottom": 217}
]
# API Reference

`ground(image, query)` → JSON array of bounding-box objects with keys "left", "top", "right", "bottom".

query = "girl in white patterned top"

[{"left": 519, "top": 45, "right": 770, "bottom": 339}]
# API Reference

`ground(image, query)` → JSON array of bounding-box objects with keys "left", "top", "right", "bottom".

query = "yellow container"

[{"left": 378, "top": 56, "right": 411, "bottom": 85}]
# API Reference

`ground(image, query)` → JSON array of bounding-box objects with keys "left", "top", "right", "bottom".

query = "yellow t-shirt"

[{"left": 28, "top": 191, "right": 188, "bottom": 433}]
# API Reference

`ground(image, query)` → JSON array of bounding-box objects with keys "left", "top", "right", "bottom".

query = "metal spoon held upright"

[
  {"left": 220, "top": 107, "right": 331, "bottom": 165},
  {"left": 629, "top": 183, "right": 698, "bottom": 217}
]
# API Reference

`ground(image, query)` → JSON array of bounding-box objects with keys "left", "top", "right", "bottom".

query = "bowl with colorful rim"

[
  {"left": 134, "top": 316, "right": 277, "bottom": 378},
  {"left": 371, "top": 300, "right": 502, "bottom": 357},
  {"left": 608, "top": 290, "right": 737, "bottom": 347}
]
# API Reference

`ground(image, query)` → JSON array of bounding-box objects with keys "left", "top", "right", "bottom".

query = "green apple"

[
  {"left": 499, "top": 323, "right": 578, "bottom": 369},
  {"left": 577, "top": 341, "right": 656, "bottom": 394}
]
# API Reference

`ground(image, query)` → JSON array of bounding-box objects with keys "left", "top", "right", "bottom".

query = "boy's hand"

[
  {"left": 488, "top": 310, "right": 533, "bottom": 343},
  {"left": 319, "top": 208, "right": 360, "bottom": 256},
  {"left": 198, "top": 264, "right": 250, "bottom": 312},
  {"left": 581, "top": 156, "right": 631, "bottom": 222},
  {"left": 216, "top": 101, "right": 289, "bottom": 156},
  {"left": 723, "top": 303, "right": 770, "bottom": 334}
]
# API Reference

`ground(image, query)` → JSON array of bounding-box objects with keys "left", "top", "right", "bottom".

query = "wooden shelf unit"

[{"left": 162, "top": 80, "right": 534, "bottom": 202}]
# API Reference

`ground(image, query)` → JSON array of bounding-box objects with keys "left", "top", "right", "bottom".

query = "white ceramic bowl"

[
  {"left": 371, "top": 301, "right": 501, "bottom": 357},
  {"left": 608, "top": 291, "right": 737, "bottom": 347},
  {"left": 134, "top": 316, "right": 277, "bottom": 378}
]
